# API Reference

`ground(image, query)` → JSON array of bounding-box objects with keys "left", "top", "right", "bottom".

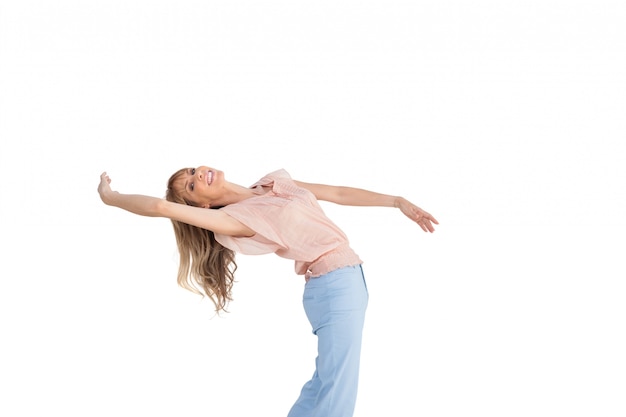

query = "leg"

[{"left": 288, "top": 265, "right": 369, "bottom": 417}]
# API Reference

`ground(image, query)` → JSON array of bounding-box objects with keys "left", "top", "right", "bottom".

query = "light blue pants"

[{"left": 287, "top": 265, "right": 369, "bottom": 417}]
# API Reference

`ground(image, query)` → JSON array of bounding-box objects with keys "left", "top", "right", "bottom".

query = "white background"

[{"left": 1, "top": 1, "right": 625, "bottom": 416}]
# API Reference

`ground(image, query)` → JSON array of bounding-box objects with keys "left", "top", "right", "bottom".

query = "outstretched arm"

[
  {"left": 98, "top": 172, "right": 254, "bottom": 237},
  {"left": 294, "top": 180, "right": 439, "bottom": 233}
]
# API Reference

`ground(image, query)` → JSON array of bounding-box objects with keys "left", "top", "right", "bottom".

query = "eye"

[{"left": 188, "top": 168, "right": 196, "bottom": 192}]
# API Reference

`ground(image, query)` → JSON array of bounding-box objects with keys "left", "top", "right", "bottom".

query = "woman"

[{"left": 97, "top": 166, "right": 437, "bottom": 417}]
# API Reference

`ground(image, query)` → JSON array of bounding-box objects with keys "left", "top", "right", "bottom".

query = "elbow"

[
  {"left": 333, "top": 187, "right": 352, "bottom": 205},
  {"left": 153, "top": 198, "right": 169, "bottom": 217}
]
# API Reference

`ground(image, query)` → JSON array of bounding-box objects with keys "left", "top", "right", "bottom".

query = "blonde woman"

[{"left": 97, "top": 166, "right": 437, "bottom": 417}]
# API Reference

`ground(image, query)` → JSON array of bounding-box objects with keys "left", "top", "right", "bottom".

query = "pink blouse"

[{"left": 214, "top": 169, "right": 362, "bottom": 278}]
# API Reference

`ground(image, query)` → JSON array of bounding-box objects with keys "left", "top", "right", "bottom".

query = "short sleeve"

[{"left": 214, "top": 195, "right": 290, "bottom": 255}]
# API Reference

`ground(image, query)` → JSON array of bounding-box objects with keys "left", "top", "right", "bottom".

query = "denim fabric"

[{"left": 288, "top": 265, "right": 369, "bottom": 417}]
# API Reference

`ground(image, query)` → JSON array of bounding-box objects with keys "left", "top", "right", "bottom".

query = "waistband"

[{"left": 305, "top": 245, "right": 363, "bottom": 280}]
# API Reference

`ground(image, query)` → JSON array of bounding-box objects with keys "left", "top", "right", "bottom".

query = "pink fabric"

[{"left": 214, "top": 169, "right": 362, "bottom": 277}]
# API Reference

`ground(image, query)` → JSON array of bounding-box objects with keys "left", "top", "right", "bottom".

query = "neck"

[{"left": 211, "top": 182, "right": 257, "bottom": 207}]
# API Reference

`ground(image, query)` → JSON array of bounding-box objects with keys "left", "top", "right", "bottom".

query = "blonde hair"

[{"left": 166, "top": 168, "right": 237, "bottom": 313}]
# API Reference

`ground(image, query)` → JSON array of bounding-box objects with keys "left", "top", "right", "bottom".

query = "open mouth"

[{"left": 207, "top": 170, "right": 214, "bottom": 185}]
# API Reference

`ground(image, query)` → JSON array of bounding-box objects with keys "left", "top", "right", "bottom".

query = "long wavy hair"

[{"left": 165, "top": 168, "right": 237, "bottom": 313}]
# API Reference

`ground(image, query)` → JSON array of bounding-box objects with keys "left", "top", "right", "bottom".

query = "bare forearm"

[
  {"left": 337, "top": 186, "right": 438, "bottom": 232},
  {"left": 102, "top": 191, "right": 164, "bottom": 217},
  {"left": 332, "top": 186, "right": 403, "bottom": 208},
  {"left": 294, "top": 179, "right": 438, "bottom": 232},
  {"left": 294, "top": 180, "right": 402, "bottom": 207}
]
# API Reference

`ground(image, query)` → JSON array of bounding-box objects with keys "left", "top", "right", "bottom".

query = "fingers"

[
  {"left": 416, "top": 217, "right": 434, "bottom": 232},
  {"left": 100, "top": 172, "right": 111, "bottom": 184},
  {"left": 411, "top": 206, "right": 437, "bottom": 232},
  {"left": 424, "top": 214, "right": 438, "bottom": 229}
]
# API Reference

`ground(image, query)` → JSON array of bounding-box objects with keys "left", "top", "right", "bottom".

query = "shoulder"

[
  {"left": 255, "top": 168, "right": 291, "bottom": 184},
  {"left": 249, "top": 168, "right": 295, "bottom": 192}
]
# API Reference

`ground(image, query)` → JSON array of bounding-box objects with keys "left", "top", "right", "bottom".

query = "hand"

[
  {"left": 397, "top": 198, "right": 439, "bottom": 233},
  {"left": 98, "top": 172, "right": 113, "bottom": 204}
]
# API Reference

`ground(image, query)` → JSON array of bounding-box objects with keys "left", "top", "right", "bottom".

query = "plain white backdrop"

[{"left": 1, "top": 1, "right": 625, "bottom": 416}]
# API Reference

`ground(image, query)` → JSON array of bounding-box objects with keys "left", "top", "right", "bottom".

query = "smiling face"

[{"left": 167, "top": 165, "right": 225, "bottom": 208}]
